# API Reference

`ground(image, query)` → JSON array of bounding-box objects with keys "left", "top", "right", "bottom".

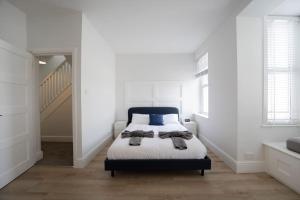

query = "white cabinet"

[
  {"left": 264, "top": 142, "right": 300, "bottom": 194},
  {"left": 114, "top": 121, "right": 127, "bottom": 139},
  {"left": 182, "top": 121, "right": 197, "bottom": 136}
]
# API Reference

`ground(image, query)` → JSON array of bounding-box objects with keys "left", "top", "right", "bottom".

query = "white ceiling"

[
  {"left": 10, "top": 0, "right": 246, "bottom": 54},
  {"left": 272, "top": 0, "right": 300, "bottom": 16}
]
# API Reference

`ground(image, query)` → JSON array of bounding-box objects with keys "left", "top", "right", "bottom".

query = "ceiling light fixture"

[
  {"left": 38, "top": 56, "right": 47, "bottom": 65},
  {"left": 39, "top": 60, "right": 47, "bottom": 65}
]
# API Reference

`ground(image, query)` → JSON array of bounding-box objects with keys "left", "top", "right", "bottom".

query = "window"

[
  {"left": 196, "top": 53, "right": 209, "bottom": 116},
  {"left": 264, "top": 17, "right": 299, "bottom": 125}
]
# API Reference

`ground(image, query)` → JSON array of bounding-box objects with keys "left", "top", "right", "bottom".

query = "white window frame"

[
  {"left": 196, "top": 52, "right": 209, "bottom": 117},
  {"left": 263, "top": 16, "right": 300, "bottom": 126}
]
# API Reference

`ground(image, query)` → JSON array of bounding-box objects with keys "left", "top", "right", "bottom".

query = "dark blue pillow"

[{"left": 149, "top": 114, "right": 164, "bottom": 126}]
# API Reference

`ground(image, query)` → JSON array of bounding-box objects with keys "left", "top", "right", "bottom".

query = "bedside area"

[
  {"left": 113, "top": 121, "right": 127, "bottom": 139},
  {"left": 182, "top": 121, "right": 198, "bottom": 137},
  {"left": 264, "top": 142, "right": 300, "bottom": 194}
]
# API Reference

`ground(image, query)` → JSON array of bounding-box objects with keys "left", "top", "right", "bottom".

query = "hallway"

[{"left": 37, "top": 142, "right": 73, "bottom": 166}]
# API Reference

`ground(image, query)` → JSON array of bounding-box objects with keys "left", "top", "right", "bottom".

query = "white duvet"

[{"left": 107, "top": 123, "right": 207, "bottom": 160}]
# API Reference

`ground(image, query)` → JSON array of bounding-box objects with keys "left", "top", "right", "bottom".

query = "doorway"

[{"left": 34, "top": 53, "right": 74, "bottom": 166}]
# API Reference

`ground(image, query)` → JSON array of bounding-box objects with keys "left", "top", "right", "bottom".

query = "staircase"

[{"left": 40, "top": 60, "right": 72, "bottom": 121}]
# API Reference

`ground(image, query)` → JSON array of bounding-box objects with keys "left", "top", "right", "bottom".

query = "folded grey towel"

[
  {"left": 121, "top": 130, "right": 154, "bottom": 138},
  {"left": 121, "top": 130, "right": 154, "bottom": 146},
  {"left": 158, "top": 131, "right": 193, "bottom": 140},
  {"left": 158, "top": 131, "right": 193, "bottom": 150},
  {"left": 171, "top": 137, "right": 187, "bottom": 150}
]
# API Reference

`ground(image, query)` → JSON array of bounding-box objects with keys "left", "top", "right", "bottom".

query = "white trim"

[
  {"left": 199, "top": 134, "right": 265, "bottom": 173},
  {"left": 36, "top": 151, "right": 43, "bottom": 162},
  {"left": 0, "top": 157, "right": 33, "bottom": 189},
  {"left": 261, "top": 124, "right": 300, "bottom": 127},
  {"left": 199, "top": 135, "right": 237, "bottom": 172},
  {"left": 30, "top": 48, "right": 73, "bottom": 56},
  {"left": 236, "top": 161, "right": 265, "bottom": 173},
  {"left": 31, "top": 48, "right": 81, "bottom": 168},
  {"left": 41, "top": 136, "right": 73, "bottom": 142},
  {"left": 194, "top": 113, "right": 209, "bottom": 119},
  {"left": 74, "top": 134, "right": 112, "bottom": 168},
  {"left": 267, "top": 16, "right": 300, "bottom": 22},
  {"left": 32, "top": 57, "right": 42, "bottom": 165},
  {"left": 0, "top": 39, "right": 31, "bottom": 58}
]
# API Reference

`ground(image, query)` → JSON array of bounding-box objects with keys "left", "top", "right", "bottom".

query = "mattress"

[{"left": 107, "top": 123, "right": 207, "bottom": 160}]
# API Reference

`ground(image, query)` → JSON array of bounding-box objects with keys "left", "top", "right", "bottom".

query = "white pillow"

[
  {"left": 131, "top": 114, "right": 149, "bottom": 124},
  {"left": 163, "top": 114, "right": 179, "bottom": 124}
]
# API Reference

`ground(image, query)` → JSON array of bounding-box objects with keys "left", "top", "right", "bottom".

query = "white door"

[{"left": 0, "top": 39, "right": 35, "bottom": 188}]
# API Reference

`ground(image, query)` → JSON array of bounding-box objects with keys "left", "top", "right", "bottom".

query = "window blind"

[
  {"left": 196, "top": 53, "right": 208, "bottom": 76},
  {"left": 196, "top": 53, "right": 209, "bottom": 116},
  {"left": 264, "top": 17, "right": 299, "bottom": 124}
]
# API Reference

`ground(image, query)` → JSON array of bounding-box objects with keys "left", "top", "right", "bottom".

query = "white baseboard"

[
  {"left": 41, "top": 136, "right": 73, "bottom": 142},
  {"left": 199, "top": 135, "right": 265, "bottom": 173},
  {"left": 199, "top": 135, "right": 237, "bottom": 172},
  {"left": 236, "top": 161, "right": 265, "bottom": 173},
  {"left": 74, "top": 134, "right": 112, "bottom": 168},
  {"left": 0, "top": 158, "right": 34, "bottom": 189},
  {"left": 36, "top": 150, "right": 43, "bottom": 162}
]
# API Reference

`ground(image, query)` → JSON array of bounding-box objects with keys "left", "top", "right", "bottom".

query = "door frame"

[{"left": 31, "top": 48, "right": 81, "bottom": 167}]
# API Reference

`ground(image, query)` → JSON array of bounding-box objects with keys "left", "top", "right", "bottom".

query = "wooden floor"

[
  {"left": 0, "top": 141, "right": 299, "bottom": 200},
  {"left": 37, "top": 142, "right": 73, "bottom": 166}
]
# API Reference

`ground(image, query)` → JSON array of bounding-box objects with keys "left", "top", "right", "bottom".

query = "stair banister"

[{"left": 40, "top": 60, "right": 72, "bottom": 112}]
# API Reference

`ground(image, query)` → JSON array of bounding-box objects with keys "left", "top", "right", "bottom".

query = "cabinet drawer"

[{"left": 265, "top": 146, "right": 300, "bottom": 193}]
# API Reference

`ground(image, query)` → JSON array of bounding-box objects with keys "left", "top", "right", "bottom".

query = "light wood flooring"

[
  {"left": 37, "top": 142, "right": 73, "bottom": 166},
  {"left": 0, "top": 141, "right": 299, "bottom": 200}
]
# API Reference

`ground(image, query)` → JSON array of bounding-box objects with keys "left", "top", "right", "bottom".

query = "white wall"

[
  {"left": 80, "top": 14, "right": 116, "bottom": 160},
  {"left": 0, "top": 0, "right": 27, "bottom": 49},
  {"left": 116, "top": 54, "right": 196, "bottom": 121},
  {"left": 236, "top": 17, "right": 300, "bottom": 169},
  {"left": 194, "top": 14, "right": 238, "bottom": 167},
  {"left": 234, "top": 0, "right": 300, "bottom": 173},
  {"left": 191, "top": 0, "right": 298, "bottom": 173},
  {"left": 39, "top": 55, "right": 66, "bottom": 81},
  {"left": 41, "top": 96, "right": 73, "bottom": 142},
  {"left": 27, "top": 10, "right": 82, "bottom": 50}
]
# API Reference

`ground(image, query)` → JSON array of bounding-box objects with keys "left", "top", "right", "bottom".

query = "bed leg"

[
  {"left": 201, "top": 169, "right": 204, "bottom": 176},
  {"left": 111, "top": 170, "right": 115, "bottom": 177}
]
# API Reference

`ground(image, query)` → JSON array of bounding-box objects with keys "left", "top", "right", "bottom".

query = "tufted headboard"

[{"left": 127, "top": 107, "right": 179, "bottom": 125}]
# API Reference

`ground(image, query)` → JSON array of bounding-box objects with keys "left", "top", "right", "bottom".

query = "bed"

[{"left": 104, "top": 107, "right": 211, "bottom": 176}]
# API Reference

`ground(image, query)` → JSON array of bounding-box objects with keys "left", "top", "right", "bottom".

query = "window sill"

[
  {"left": 194, "top": 113, "right": 209, "bottom": 119},
  {"left": 261, "top": 124, "right": 300, "bottom": 128}
]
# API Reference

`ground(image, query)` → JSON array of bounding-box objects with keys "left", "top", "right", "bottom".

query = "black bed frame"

[{"left": 104, "top": 107, "right": 211, "bottom": 177}]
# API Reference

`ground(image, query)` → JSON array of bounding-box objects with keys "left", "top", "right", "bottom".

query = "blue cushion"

[{"left": 149, "top": 114, "right": 164, "bottom": 126}]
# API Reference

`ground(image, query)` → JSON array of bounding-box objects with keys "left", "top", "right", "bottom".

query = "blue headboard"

[{"left": 127, "top": 107, "right": 179, "bottom": 125}]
